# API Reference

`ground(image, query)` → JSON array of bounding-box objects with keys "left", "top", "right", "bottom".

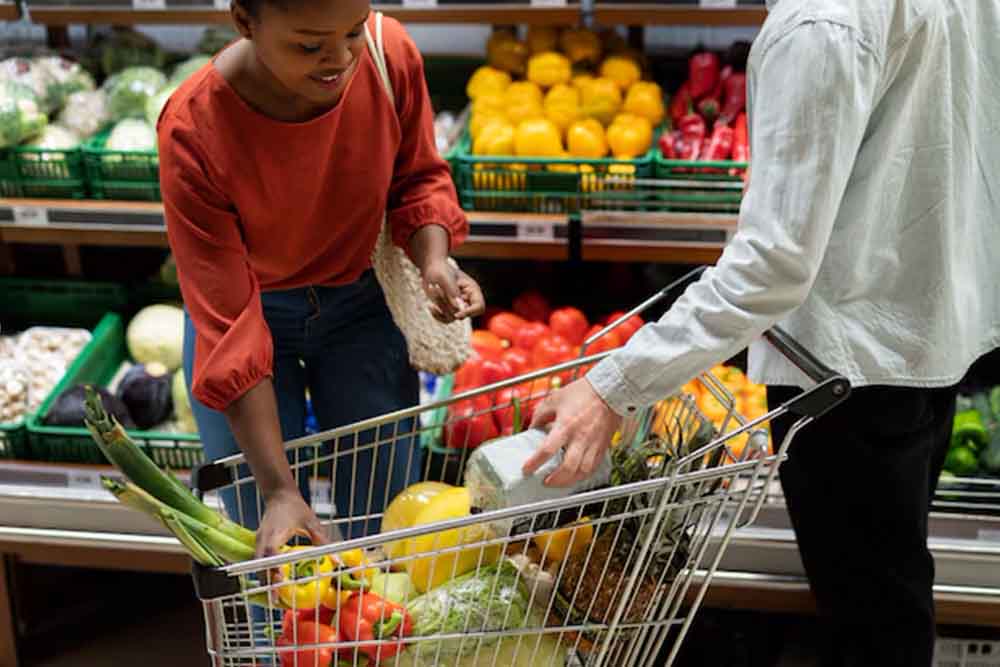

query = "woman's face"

[{"left": 236, "top": 0, "right": 372, "bottom": 108}]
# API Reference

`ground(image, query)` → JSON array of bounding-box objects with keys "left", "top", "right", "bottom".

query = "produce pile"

[
  {"left": 41, "top": 304, "right": 195, "bottom": 434},
  {"left": 659, "top": 46, "right": 750, "bottom": 174},
  {"left": 0, "top": 326, "right": 91, "bottom": 426},
  {"left": 941, "top": 389, "right": 1000, "bottom": 480},
  {"left": 442, "top": 289, "right": 645, "bottom": 450},
  {"left": 467, "top": 27, "right": 664, "bottom": 162}
]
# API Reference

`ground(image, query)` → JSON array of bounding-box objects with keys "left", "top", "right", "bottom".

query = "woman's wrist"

[{"left": 408, "top": 224, "right": 451, "bottom": 273}]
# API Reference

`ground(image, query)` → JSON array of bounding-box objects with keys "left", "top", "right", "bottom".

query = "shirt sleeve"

[
  {"left": 159, "top": 119, "right": 274, "bottom": 412},
  {"left": 384, "top": 23, "right": 468, "bottom": 255},
  {"left": 588, "top": 21, "right": 881, "bottom": 415}
]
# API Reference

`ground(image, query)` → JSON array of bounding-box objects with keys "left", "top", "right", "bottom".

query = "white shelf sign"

[
  {"left": 67, "top": 469, "right": 104, "bottom": 491},
  {"left": 214, "top": 0, "right": 231, "bottom": 9},
  {"left": 531, "top": 0, "right": 568, "bottom": 7},
  {"left": 132, "top": 0, "right": 167, "bottom": 10},
  {"left": 516, "top": 220, "right": 556, "bottom": 242},
  {"left": 12, "top": 205, "right": 49, "bottom": 226},
  {"left": 402, "top": 0, "right": 437, "bottom": 8},
  {"left": 700, "top": 0, "right": 738, "bottom": 7}
]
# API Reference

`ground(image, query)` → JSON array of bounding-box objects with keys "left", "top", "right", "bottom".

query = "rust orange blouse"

[{"left": 159, "top": 17, "right": 467, "bottom": 411}]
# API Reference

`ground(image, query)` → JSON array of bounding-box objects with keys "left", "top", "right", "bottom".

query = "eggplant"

[
  {"left": 45, "top": 385, "right": 135, "bottom": 429},
  {"left": 116, "top": 362, "right": 173, "bottom": 429}
]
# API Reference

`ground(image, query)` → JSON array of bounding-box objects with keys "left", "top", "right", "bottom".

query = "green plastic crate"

[
  {"left": 454, "top": 130, "right": 657, "bottom": 213},
  {"left": 652, "top": 151, "right": 746, "bottom": 213},
  {"left": 0, "top": 423, "right": 30, "bottom": 460},
  {"left": 0, "top": 150, "right": 23, "bottom": 197},
  {"left": 0, "top": 278, "right": 129, "bottom": 330},
  {"left": 27, "top": 313, "right": 203, "bottom": 468},
  {"left": 83, "top": 129, "right": 160, "bottom": 202},
  {"left": 11, "top": 144, "right": 88, "bottom": 199}
]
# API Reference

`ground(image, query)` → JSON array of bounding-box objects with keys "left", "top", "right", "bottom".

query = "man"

[{"left": 524, "top": 1, "right": 1000, "bottom": 665}]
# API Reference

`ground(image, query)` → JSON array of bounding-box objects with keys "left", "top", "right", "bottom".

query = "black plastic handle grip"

[{"left": 762, "top": 326, "right": 838, "bottom": 385}]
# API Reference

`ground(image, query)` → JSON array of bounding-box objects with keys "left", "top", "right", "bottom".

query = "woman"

[{"left": 159, "top": 0, "right": 484, "bottom": 558}]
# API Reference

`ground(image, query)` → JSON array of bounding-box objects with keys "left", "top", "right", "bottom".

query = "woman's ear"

[{"left": 230, "top": 1, "right": 255, "bottom": 40}]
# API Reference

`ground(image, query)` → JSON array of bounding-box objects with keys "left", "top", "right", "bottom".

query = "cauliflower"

[
  {"left": 35, "top": 56, "right": 96, "bottom": 111},
  {"left": 105, "top": 118, "right": 157, "bottom": 153},
  {"left": 58, "top": 90, "right": 110, "bottom": 139},
  {"left": 102, "top": 66, "right": 166, "bottom": 121},
  {"left": 0, "top": 80, "right": 47, "bottom": 149},
  {"left": 0, "top": 57, "right": 59, "bottom": 113}
]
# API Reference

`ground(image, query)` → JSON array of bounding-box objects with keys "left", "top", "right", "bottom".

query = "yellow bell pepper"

[
  {"left": 527, "top": 51, "right": 571, "bottom": 89},
  {"left": 473, "top": 120, "right": 515, "bottom": 156},
  {"left": 526, "top": 26, "right": 560, "bottom": 54},
  {"left": 487, "top": 31, "right": 529, "bottom": 76},
  {"left": 543, "top": 83, "right": 581, "bottom": 134},
  {"left": 278, "top": 546, "right": 334, "bottom": 610},
  {"left": 566, "top": 118, "right": 608, "bottom": 158},
  {"left": 381, "top": 481, "right": 454, "bottom": 561},
  {"left": 547, "top": 153, "right": 579, "bottom": 173},
  {"left": 319, "top": 548, "right": 378, "bottom": 610},
  {"left": 580, "top": 77, "right": 622, "bottom": 126},
  {"left": 504, "top": 81, "right": 545, "bottom": 126},
  {"left": 533, "top": 518, "right": 594, "bottom": 563},
  {"left": 469, "top": 111, "right": 507, "bottom": 141},
  {"left": 606, "top": 113, "right": 653, "bottom": 158},
  {"left": 559, "top": 28, "right": 603, "bottom": 66},
  {"left": 466, "top": 66, "right": 511, "bottom": 100},
  {"left": 505, "top": 80, "right": 544, "bottom": 105},
  {"left": 623, "top": 81, "right": 665, "bottom": 127},
  {"left": 472, "top": 91, "right": 506, "bottom": 117},
  {"left": 572, "top": 73, "right": 595, "bottom": 93},
  {"left": 403, "top": 487, "right": 501, "bottom": 593},
  {"left": 515, "top": 118, "right": 564, "bottom": 157},
  {"left": 600, "top": 56, "right": 641, "bottom": 92}
]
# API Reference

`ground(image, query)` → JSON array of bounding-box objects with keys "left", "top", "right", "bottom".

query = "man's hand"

[
  {"left": 522, "top": 378, "right": 623, "bottom": 487},
  {"left": 422, "top": 258, "right": 485, "bottom": 323},
  {"left": 255, "top": 486, "right": 329, "bottom": 559}
]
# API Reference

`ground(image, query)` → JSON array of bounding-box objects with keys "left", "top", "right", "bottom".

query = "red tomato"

[
  {"left": 471, "top": 330, "right": 506, "bottom": 359},
  {"left": 533, "top": 334, "right": 574, "bottom": 369},
  {"left": 480, "top": 358, "right": 515, "bottom": 386},
  {"left": 501, "top": 347, "right": 532, "bottom": 376},
  {"left": 487, "top": 312, "right": 526, "bottom": 343},
  {"left": 549, "top": 307, "right": 589, "bottom": 347},
  {"left": 278, "top": 621, "right": 338, "bottom": 667},
  {"left": 513, "top": 290, "right": 552, "bottom": 323},
  {"left": 513, "top": 322, "right": 550, "bottom": 351},
  {"left": 454, "top": 354, "right": 485, "bottom": 390},
  {"left": 604, "top": 311, "right": 644, "bottom": 343},
  {"left": 443, "top": 396, "right": 499, "bottom": 449},
  {"left": 582, "top": 324, "right": 622, "bottom": 354}
]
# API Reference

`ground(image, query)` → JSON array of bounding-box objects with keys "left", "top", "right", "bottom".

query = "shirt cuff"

[{"left": 586, "top": 355, "right": 646, "bottom": 418}]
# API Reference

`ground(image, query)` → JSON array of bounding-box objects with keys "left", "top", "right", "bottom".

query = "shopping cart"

[{"left": 188, "top": 269, "right": 851, "bottom": 667}]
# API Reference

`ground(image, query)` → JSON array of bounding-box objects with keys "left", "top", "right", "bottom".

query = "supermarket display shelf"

[
  {"left": 0, "top": 1, "right": 19, "bottom": 20},
  {"left": 593, "top": 4, "right": 767, "bottom": 26},
  {"left": 24, "top": 3, "right": 581, "bottom": 25},
  {"left": 580, "top": 209, "right": 735, "bottom": 264}
]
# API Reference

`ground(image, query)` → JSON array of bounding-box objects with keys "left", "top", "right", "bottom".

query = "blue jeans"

[{"left": 183, "top": 271, "right": 422, "bottom": 540}]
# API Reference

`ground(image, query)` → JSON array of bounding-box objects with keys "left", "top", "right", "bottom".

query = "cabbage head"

[
  {"left": 100, "top": 28, "right": 167, "bottom": 76},
  {"left": 145, "top": 85, "right": 177, "bottom": 127},
  {"left": 20, "top": 124, "right": 81, "bottom": 176},
  {"left": 103, "top": 66, "right": 166, "bottom": 121},
  {"left": 169, "top": 56, "right": 211, "bottom": 87},
  {"left": 0, "top": 80, "right": 47, "bottom": 149},
  {"left": 105, "top": 118, "right": 157, "bottom": 153},
  {"left": 58, "top": 90, "right": 110, "bottom": 139}
]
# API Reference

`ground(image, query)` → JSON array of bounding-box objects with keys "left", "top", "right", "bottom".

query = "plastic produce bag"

[
  {"left": 35, "top": 56, "right": 96, "bottom": 111},
  {"left": 58, "top": 89, "right": 110, "bottom": 139},
  {"left": 0, "top": 57, "right": 59, "bottom": 113},
  {"left": 0, "top": 80, "right": 47, "bottom": 149},
  {"left": 102, "top": 66, "right": 167, "bottom": 121}
]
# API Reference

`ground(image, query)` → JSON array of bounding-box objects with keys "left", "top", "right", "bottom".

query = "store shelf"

[
  {"left": 0, "top": 1, "right": 19, "bottom": 19},
  {"left": 580, "top": 209, "right": 735, "bottom": 264},
  {"left": 25, "top": 2, "right": 581, "bottom": 25},
  {"left": 0, "top": 199, "right": 571, "bottom": 261},
  {"left": 593, "top": 4, "right": 767, "bottom": 26}
]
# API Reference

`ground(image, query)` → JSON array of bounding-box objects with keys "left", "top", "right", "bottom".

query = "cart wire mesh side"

[{"left": 189, "top": 271, "right": 851, "bottom": 667}]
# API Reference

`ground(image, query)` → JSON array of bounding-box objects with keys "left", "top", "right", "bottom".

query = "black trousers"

[{"left": 768, "top": 384, "right": 958, "bottom": 667}]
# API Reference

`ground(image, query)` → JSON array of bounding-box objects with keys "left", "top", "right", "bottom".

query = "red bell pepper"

[
  {"left": 659, "top": 130, "right": 678, "bottom": 159},
  {"left": 548, "top": 307, "right": 589, "bottom": 347},
  {"left": 501, "top": 347, "right": 532, "bottom": 376},
  {"left": 282, "top": 608, "right": 336, "bottom": 639},
  {"left": 453, "top": 354, "right": 484, "bottom": 391},
  {"left": 604, "top": 311, "right": 644, "bottom": 343},
  {"left": 719, "top": 71, "right": 746, "bottom": 125},
  {"left": 669, "top": 81, "right": 692, "bottom": 125},
  {"left": 720, "top": 64, "right": 733, "bottom": 85},
  {"left": 676, "top": 112, "right": 706, "bottom": 162},
  {"left": 493, "top": 385, "right": 537, "bottom": 433},
  {"left": 278, "top": 621, "right": 338, "bottom": 667},
  {"left": 582, "top": 324, "right": 621, "bottom": 355},
  {"left": 697, "top": 96, "right": 720, "bottom": 127},
  {"left": 532, "top": 333, "right": 574, "bottom": 369},
  {"left": 513, "top": 321, "right": 550, "bottom": 351},
  {"left": 487, "top": 312, "right": 526, "bottom": 344},
  {"left": 700, "top": 122, "right": 734, "bottom": 162},
  {"left": 338, "top": 592, "right": 412, "bottom": 664},
  {"left": 471, "top": 330, "right": 506, "bottom": 359},
  {"left": 731, "top": 111, "right": 748, "bottom": 164},
  {"left": 512, "top": 290, "right": 552, "bottom": 323},
  {"left": 443, "top": 395, "right": 498, "bottom": 449},
  {"left": 480, "top": 358, "right": 515, "bottom": 386},
  {"left": 688, "top": 51, "right": 721, "bottom": 100}
]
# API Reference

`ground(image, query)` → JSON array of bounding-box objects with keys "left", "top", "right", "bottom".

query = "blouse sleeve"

[
  {"left": 384, "top": 20, "right": 468, "bottom": 255},
  {"left": 159, "top": 118, "right": 274, "bottom": 411}
]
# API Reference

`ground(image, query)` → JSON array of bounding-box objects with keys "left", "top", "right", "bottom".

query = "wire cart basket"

[{"left": 188, "top": 269, "right": 852, "bottom": 667}]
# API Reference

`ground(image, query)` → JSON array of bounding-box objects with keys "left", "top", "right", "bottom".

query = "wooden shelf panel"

[
  {"left": 0, "top": 2, "right": 20, "bottom": 19},
  {"left": 594, "top": 4, "right": 766, "bottom": 26},
  {"left": 26, "top": 3, "right": 580, "bottom": 25}
]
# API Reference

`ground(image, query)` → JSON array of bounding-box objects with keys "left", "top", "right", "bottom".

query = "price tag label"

[
  {"left": 700, "top": 0, "right": 738, "bottom": 7},
  {"left": 531, "top": 0, "right": 568, "bottom": 7},
  {"left": 67, "top": 469, "right": 104, "bottom": 491},
  {"left": 12, "top": 205, "right": 48, "bottom": 226},
  {"left": 516, "top": 220, "right": 556, "bottom": 242},
  {"left": 978, "top": 529, "right": 1000, "bottom": 543},
  {"left": 132, "top": 0, "right": 167, "bottom": 10},
  {"left": 402, "top": 0, "right": 437, "bottom": 8},
  {"left": 213, "top": 0, "right": 230, "bottom": 9}
]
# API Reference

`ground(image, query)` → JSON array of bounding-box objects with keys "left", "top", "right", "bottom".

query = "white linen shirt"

[{"left": 589, "top": 0, "right": 1000, "bottom": 415}]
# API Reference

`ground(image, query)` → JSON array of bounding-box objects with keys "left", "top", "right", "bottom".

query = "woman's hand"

[
  {"left": 422, "top": 259, "right": 485, "bottom": 323},
  {"left": 256, "top": 486, "right": 329, "bottom": 559}
]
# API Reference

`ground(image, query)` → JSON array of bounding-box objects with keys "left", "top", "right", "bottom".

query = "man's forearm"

[
  {"left": 223, "top": 378, "right": 297, "bottom": 502},
  {"left": 407, "top": 224, "right": 450, "bottom": 271}
]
